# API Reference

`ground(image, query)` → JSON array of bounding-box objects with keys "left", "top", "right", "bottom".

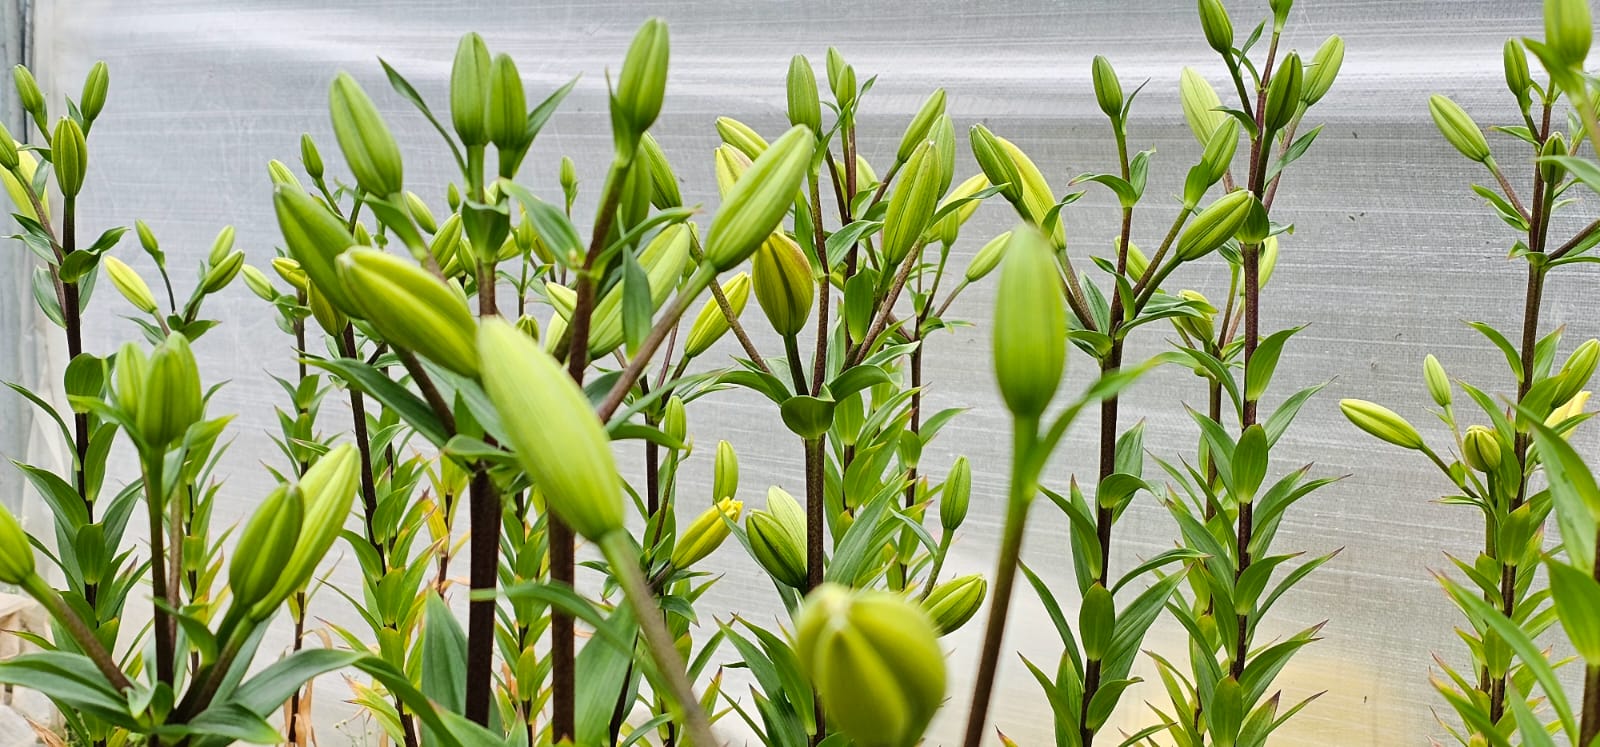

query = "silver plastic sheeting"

[{"left": 7, "top": 0, "right": 1599, "bottom": 744}]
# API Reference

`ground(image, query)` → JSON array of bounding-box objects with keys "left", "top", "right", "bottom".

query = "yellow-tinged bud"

[
  {"left": 1429, "top": 95, "right": 1491, "bottom": 164},
  {"left": 615, "top": 18, "right": 670, "bottom": 139},
  {"left": 1424, "top": 354, "right": 1451, "bottom": 408},
  {"left": 479, "top": 319, "right": 624, "bottom": 541},
  {"left": 881, "top": 139, "right": 942, "bottom": 266},
  {"left": 703, "top": 125, "right": 813, "bottom": 271},
  {"left": 713, "top": 440, "right": 739, "bottom": 501},
  {"left": 570, "top": 223, "right": 691, "bottom": 356},
  {"left": 52, "top": 118, "right": 87, "bottom": 199},
  {"left": 922, "top": 573, "right": 986, "bottom": 636},
  {"left": 229, "top": 486, "right": 303, "bottom": 614},
  {"left": 940, "top": 456, "right": 971, "bottom": 531},
  {"left": 1341, "top": 399, "right": 1424, "bottom": 450},
  {"left": 272, "top": 257, "right": 305, "bottom": 290},
  {"left": 684, "top": 272, "right": 751, "bottom": 358},
  {"left": 714, "top": 144, "right": 752, "bottom": 200},
  {"left": 931, "top": 173, "right": 989, "bottom": 246},
  {"left": 1092, "top": 56, "right": 1122, "bottom": 119},
  {"left": 139, "top": 333, "right": 203, "bottom": 449},
  {"left": 1463, "top": 425, "right": 1504, "bottom": 472},
  {"left": 430, "top": 212, "right": 464, "bottom": 266},
  {"left": 255, "top": 444, "right": 360, "bottom": 618},
  {"left": 787, "top": 55, "right": 822, "bottom": 134},
  {"left": 450, "top": 33, "right": 492, "bottom": 147},
  {"left": 0, "top": 501, "right": 35, "bottom": 586},
  {"left": 329, "top": 72, "right": 404, "bottom": 196},
  {"left": 993, "top": 226, "right": 1065, "bottom": 419},
  {"left": 1544, "top": 0, "right": 1592, "bottom": 71},
  {"left": 640, "top": 133, "right": 681, "bottom": 208},
  {"left": 897, "top": 89, "right": 947, "bottom": 165},
  {"left": 970, "top": 124, "right": 1025, "bottom": 209},
  {"left": 336, "top": 249, "right": 480, "bottom": 377},
  {"left": 1259, "top": 235, "right": 1280, "bottom": 286},
  {"left": 748, "top": 487, "right": 807, "bottom": 588},
  {"left": 300, "top": 133, "right": 324, "bottom": 180},
  {"left": 1176, "top": 189, "right": 1255, "bottom": 261},
  {"left": 405, "top": 192, "right": 438, "bottom": 235},
  {"left": 1548, "top": 391, "right": 1591, "bottom": 434},
  {"left": 1197, "top": 0, "right": 1234, "bottom": 55},
  {"left": 1303, "top": 36, "right": 1344, "bottom": 106},
  {"left": 998, "top": 136, "right": 1058, "bottom": 230},
  {"left": 1180, "top": 68, "right": 1226, "bottom": 145},
  {"left": 1173, "top": 289, "right": 1216, "bottom": 343},
  {"left": 1124, "top": 240, "right": 1150, "bottom": 281},
  {"left": 752, "top": 232, "right": 815, "bottom": 337},
  {"left": 671, "top": 497, "right": 743, "bottom": 569},
  {"left": 715, "top": 116, "right": 768, "bottom": 159},
  {"left": 0, "top": 124, "right": 16, "bottom": 171},
  {"left": 1263, "top": 53, "right": 1303, "bottom": 134},
  {"left": 795, "top": 584, "right": 946, "bottom": 747},
  {"left": 104, "top": 256, "right": 159, "bottom": 315},
  {"left": 81, "top": 61, "right": 109, "bottom": 124},
  {"left": 267, "top": 159, "right": 303, "bottom": 191},
  {"left": 274, "top": 186, "right": 362, "bottom": 316},
  {"left": 242, "top": 264, "right": 277, "bottom": 302}
]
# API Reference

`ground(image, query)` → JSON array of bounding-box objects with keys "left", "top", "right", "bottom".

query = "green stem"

[{"left": 141, "top": 450, "right": 176, "bottom": 688}]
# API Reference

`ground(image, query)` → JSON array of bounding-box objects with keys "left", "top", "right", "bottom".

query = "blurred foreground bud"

[
  {"left": 480, "top": 319, "right": 623, "bottom": 541},
  {"left": 1543, "top": 0, "right": 1592, "bottom": 71},
  {"left": 748, "top": 487, "right": 807, "bottom": 588},
  {"left": 1341, "top": 399, "right": 1424, "bottom": 450},
  {"left": 229, "top": 486, "right": 303, "bottom": 615},
  {"left": 337, "top": 249, "right": 479, "bottom": 377},
  {"left": 684, "top": 272, "right": 751, "bottom": 359},
  {"left": 0, "top": 502, "right": 36, "bottom": 585},
  {"left": 1428, "top": 95, "right": 1491, "bottom": 164},
  {"left": 922, "top": 573, "right": 986, "bottom": 636},
  {"left": 795, "top": 584, "right": 946, "bottom": 747},
  {"left": 329, "top": 72, "right": 404, "bottom": 196},
  {"left": 703, "top": 125, "right": 813, "bottom": 270},
  {"left": 753, "top": 233, "right": 814, "bottom": 337},
  {"left": 671, "top": 497, "right": 743, "bottom": 569},
  {"left": 1462, "top": 425, "right": 1504, "bottom": 472},
  {"left": 104, "top": 256, "right": 159, "bottom": 315},
  {"left": 940, "top": 456, "right": 971, "bottom": 531},
  {"left": 993, "top": 226, "right": 1064, "bottom": 419}
]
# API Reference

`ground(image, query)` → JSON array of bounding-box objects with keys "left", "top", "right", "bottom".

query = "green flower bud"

[
  {"left": 684, "top": 272, "right": 751, "bottom": 358},
  {"left": 300, "top": 133, "right": 324, "bottom": 180},
  {"left": 882, "top": 139, "right": 942, "bottom": 266},
  {"left": 922, "top": 573, "right": 986, "bottom": 636},
  {"left": 640, "top": 133, "right": 681, "bottom": 208},
  {"left": 0, "top": 123, "right": 16, "bottom": 171},
  {"left": 241, "top": 264, "right": 277, "bottom": 302},
  {"left": 206, "top": 225, "right": 236, "bottom": 265},
  {"left": 103, "top": 256, "right": 159, "bottom": 315},
  {"left": 1424, "top": 354, "right": 1451, "bottom": 408},
  {"left": 897, "top": 88, "right": 947, "bottom": 165},
  {"left": 5, "top": 147, "right": 50, "bottom": 221},
  {"left": 714, "top": 144, "right": 752, "bottom": 199},
  {"left": 827, "top": 47, "right": 857, "bottom": 106},
  {"left": 1173, "top": 289, "right": 1217, "bottom": 343},
  {"left": 113, "top": 343, "right": 148, "bottom": 429},
  {"left": 329, "top": 72, "right": 404, "bottom": 196},
  {"left": 795, "top": 584, "right": 946, "bottom": 747},
  {"left": 1259, "top": 235, "right": 1280, "bottom": 286},
  {"left": 1503, "top": 39, "right": 1533, "bottom": 110},
  {"left": 274, "top": 185, "right": 362, "bottom": 316},
  {"left": 480, "top": 319, "right": 624, "bottom": 541},
  {"left": 13, "top": 65, "right": 45, "bottom": 127},
  {"left": 267, "top": 159, "right": 304, "bottom": 191},
  {"left": 448, "top": 33, "right": 492, "bottom": 147},
  {"left": 271, "top": 256, "right": 305, "bottom": 289},
  {"left": 1092, "top": 56, "right": 1123, "bottom": 119},
  {"left": 1554, "top": 339, "right": 1600, "bottom": 407},
  {"left": 715, "top": 116, "right": 768, "bottom": 159},
  {"left": 430, "top": 212, "right": 464, "bottom": 266},
  {"left": 1180, "top": 67, "right": 1226, "bottom": 145},
  {"left": 488, "top": 52, "right": 528, "bottom": 152},
  {"left": 940, "top": 456, "right": 971, "bottom": 531},
  {"left": 929, "top": 114, "right": 957, "bottom": 196},
  {"left": 201, "top": 251, "right": 244, "bottom": 294},
  {"left": 748, "top": 487, "right": 807, "bottom": 588},
  {"left": 1197, "top": 0, "right": 1234, "bottom": 54},
  {"left": 1541, "top": 133, "right": 1568, "bottom": 184},
  {"left": 703, "top": 125, "right": 813, "bottom": 271},
  {"left": 1463, "top": 425, "right": 1504, "bottom": 472},
  {"left": 80, "top": 61, "right": 109, "bottom": 125},
  {"left": 671, "top": 497, "right": 742, "bottom": 569},
  {"left": 615, "top": 18, "right": 670, "bottom": 139},
  {"left": 514, "top": 314, "right": 540, "bottom": 342},
  {"left": 569, "top": 223, "right": 690, "bottom": 356},
  {"left": 336, "top": 249, "right": 480, "bottom": 377},
  {"left": 1199, "top": 118, "right": 1240, "bottom": 188},
  {"left": 970, "top": 124, "right": 1025, "bottom": 209},
  {"left": 1080, "top": 583, "right": 1115, "bottom": 661},
  {"left": 52, "top": 118, "right": 87, "bottom": 199},
  {"left": 1544, "top": 0, "right": 1592, "bottom": 71},
  {"left": 229, "top": 486, "right": 303, "bottom": 615},
  {"left": 999, "top": 136, "right": 1057, "bottom": 230},
  {"left": 0, "top": 502, "right": 36, "bottom": 585},
  {"left": 713, "top": 440, "right": 739, "bottom": 501},
  {"left": 752, "top": 233, "right": 815, "bottom": 338},
  {"left": 139, "top": 333, "right": 203, "bottom": 449},
  {"left": 787, "top": 55, "right": 822, "bottom": 134},
  {"left": 1341, "top": 399, "right": 1424, "bottom": 450},
  {"left": 1263, "top": 53, "right": 1303, "bottom": 134},
  {"left": 931, "top": 173, "right": 989, "bottom": 246},
  {"left": 1429, "top": 95, "right": 1491, "bottom": 164},
  {"left": 403, "top": 191, "right": 437, "bottom": 235},
  {"left": 993, "top": 226, "right": 1065, "bottom": 419},
  {"left": 1124, "top": 240, "right": 1149, "bottom": 281},
  {"left": 856, "top": 154, "right": 880, "bottom": 190},
  {"left": 965, "top": 230, "right": 1012, "bottom": 282},
  {"left": 256, "top": 444, "right": 360, "bottom": 617},
  {"left": 1176, "top": 189, "right": 1255, "bottom": 261},
  {"left": 1302, "top": 36, "right": 1344, "bottom": 106}
]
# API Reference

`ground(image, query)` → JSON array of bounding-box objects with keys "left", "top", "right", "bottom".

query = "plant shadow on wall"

[{"left": 0, "top": 0, "right": 1581, "bottom": 746}]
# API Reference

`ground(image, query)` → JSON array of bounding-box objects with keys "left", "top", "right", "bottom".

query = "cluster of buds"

[{"left": 113, "top": 333, "right": 203, "bottom": 451}]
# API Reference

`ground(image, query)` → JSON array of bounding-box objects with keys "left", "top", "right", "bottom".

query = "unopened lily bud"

[
  {"left": 940, "top": 456, "right": 971, "bottom": 531},
  {"left": 80, "top": 61, "right": 109, "bottom": 125},
  {"left": 753, "top": 233, "right": 815, "bottom": 338},
  {"left": 1197, "top": 0, "right": 1234, "bottom": 55},
  {"left": 715, "top": 116, "right": 768, "bottom": 159},
  {"left": 1463, "top": 425, "right": 1504, "bottom": 472},
  {"left": 787, "top": 55, "right": 821, "bottom": 134},
  {"left": 133, "top": 225, "right": 159, "bottom": 265},
  {"left": 922, "top": 574, "right": 986, "bottom": 636},
  {"left": 661, "top": 396, "right": 687, "bottom": 447},
  {"left": 329, "top": 72, "right": 404, "bottom": 196},
  {"left": 1262, "top": 53, "right": 1302, "bottom": 134},
  {"left": 999, "top": 137, "right": 1057, "bottom": 229},
  {"left": 1201, "top": 118, "right": 1240, "bottom": 185},
  {"left": 306, "top": 285, "right": 347, "bottom": 337},
  {"left": 449, "top": 33, "right": 492, "bottom": 147},
  {"left": 714, "top": 144, "right": 752, "bottom": 200},
  {"left": 0, "top": 502, "right": 35, "bottom": 585},
  {"left": 1092, "top": 56, "right": 1122, "bottom": 119},
  {"left": 897, "top": 89, "right": 947, "bottom": 165},
  {"left": 488, "top": 53, "right": 529, "bottom": 155},
  {"left": 882, "top": 139, "right": 942, "bottom": 265},
  {"left": 1259, "top": 235, "right": 1280, "bottom": 286},
  {"left": 1549, "top": 391, "right": 1591, "bottom": 434},
  {"left": 714, "top": 440, "right": 739, "bottom": 501},
  {"left": 241, "top": 264, "right": 277, "bottom": 302},
  {"left": 970, "top": 124, "right": 1025, "bottom": 209},
  {"left": 256, "top": 444, "right": 360, "bottom": 616},
  {"left": 993, "top": 226, "right": 1065, "bottom": 419},
  {"left": 1173, "top": 290, "right": 1217, "bottom": 343},
  {"left": 140, "top": 333, "right": 203, "bottom": 449},
  {"left": 703, "top": 125, "right": 813, "bottom": 271},
  {"left": 965, "top": 230, "right": 1012, "bottom": 282},
  {"left": 1553, "top": 339, "right": 1600, "bottom": 406},
  {"left": 337, "top": 249, "right": 479, "bottom": 377},
  {"left": 229, "top": 486, "right": 303, "bottom": 615},
  {"left": 202, "top": 224, "right": 233, "bottom": 265},
  {"left": 1423, "top": 354, "right": 1452, "bottom": 407},
  {"left": 300, "top": 133, "right": 324, "bottom": 180},
  {"left": 856, "top": 154, "right": 880, "bottom": 189},
  {"left": 748, "top": 487, "right": 807, "bottom": 588},
  {"left": 201, "top": 250, "right": 243, "bottom": 294},
  {"left": 671, "top": 497, "right": 743, "bottom": 569},
  {"left": 1541, "top": 133, "right": 1568, "bottom": 184},
  {"left": 113, "top": 343, "right": 148, "bottom": 427},
  {"left": 640, "top": 133, "right": 681, "bottom": 208},
  {"left": 1341, "top": 399, "right": 1424, "bottom": 450},
  {"left": 267, "top": 159, "right": 304, "bottom": 190},
  {"left": 1500, "top": 40, "right": 1532, "bottom": 111},
  {"left": 52, "top": 118, "right": 87, "bottom": 199},
  {"left": 1180, "top": 67, "right": 1226, "bottom": 145},
  {"left": 1429, "top": 95, "right": 1491, "bottom": 164},
  {"left": 1124, "top": 240, "right": 1150, "bottom": 281},
  {"left": 13, "top": 66, "right": 45, "bottom": 128},
  {"left": 1544, "top": 0, "right": 1592, "bottom": 71},
  {"left": 1176, "top": 189, "right": 1254, "bottom": 261},
  {"left": 430, "top": 212, "right": 463, "bottom": 266},
  {"left": 1081, "top": 583, "right": 1115, "bottom": 661},
  {"left": 514, "top": 314, "right": 539, "bottom": 342},
  {"left": 684, "top": 272, "right": 751, "bottom": 358},
  {"left": 1303, "top": 36, "right": 1344, "bottom": 106},
  {"left": 404, "top": 192, "right": 438, "bottom": 235},
  {"left": 930, "top": 114, "right": 956, "bottom": 195},
  {"left": 795, "top": 584, "right": 946, "bottom": 747},
  {"left": 827, "top": 49, "right": 858, "bottom": 109},
  {"left": 104, "top": 256, "right": 159, "bottom": 314},
  {"left": 446, "top": 182, "right": 462, "bottom": 212},
  {"left": 616, "top": 18, "right": 670, "bottom": 140},
  {"left": 930, "top": 173, "right": 989, "bottom": 246},
  {"left": 274, "top": 186, "right": 361, "bottom": 315},
  {"left": 0, "top": 124, "right": 15, "bottom": 171},
  {"left": 271, "top": 257, "right": 305, "bottom": 289},
  {"left": 480, "top": 319, "right": 624, "bottom": 541}
]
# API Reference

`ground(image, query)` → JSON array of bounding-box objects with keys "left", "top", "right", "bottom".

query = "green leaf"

[
  {"left": 377, "top": 57, "right": 467, "bottom": 173},
  {"left": 182, "top": 703, "right": 283, "bottom": 744},
  {"left": 421, "top": 592, "right": 468, "bottom": 735},
  {"left": 1243, "top": 327, "right": 1300, "bottom": 402},
  {"left": 1522, "top": 406, "right": 1600, "bottom": 575},
  {"left": 826, "top": 365, "right": 890, "bottom": 402},
  {"left": 499, "top": 181, "right": 585, "bottom": 266},
  {"left": 621, "top": 246, "right": 651, "bottom": 355},
  {"left": 780, "top": 395, "right": 836, "bottom": 440},
  {"left": 308, "top": 357, "right": 450, "bottom": 446},
  {"left": 1548, "top": 559, "right": 1600, "bottom": 664},
  {"left": 1441, "top": 576, "right": 1579, "bottom": 739},
  {"left": 1467, "top": 321, "right": 1524, "bottom": 383},
  {"left": 226, "top": 648, "right": 361, "bottom": 717},
  {"left": 1232, "top": 424, "right": 1268, "bottom": 503}
]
